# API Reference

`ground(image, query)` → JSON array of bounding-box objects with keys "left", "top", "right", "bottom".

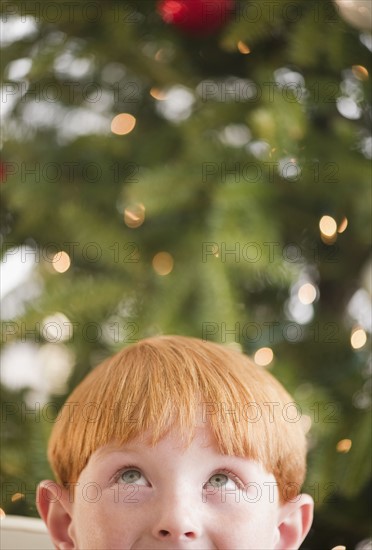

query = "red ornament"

[{"left": 157, "top": 0, "right": 235, "bottom": 34}]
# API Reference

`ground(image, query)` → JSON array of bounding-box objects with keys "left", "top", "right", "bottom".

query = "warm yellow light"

[
  {"left": 124, "top": 203, "right": 145, "bottom": 228},
  {"left": 331, "top": 546, "right": 346, "bottom": 550},
  {"left": 111, "top": 113, "right": 136, "bottom": 136},
  {"left": 11, "top": 493, "right": 25, "bottom": 502},
  {"left": 150, "top": 88, "right": 167, "bottom": 100},
  {"left": 152, "top": 252, "right": 174, "bottom": 276},
  {"left": 52, "top": 251, "right": 71, "bottom": 273},
  {"left": 351, "top": 327, "right": 367, "bottom": 349},
  {"left": 211, "top": 243, "right": 219, "bottom": 257},
  {"left": 338, "top": 217, "right": 348, "bottom": 233},
  {"left": 320, "top": 234, "right": 337, "bottom": 245},
  {"left": 237, "top": 41, "right": 251, "bottom": 54},
  {"left": 352, "top": 65, "right": 369, "bottom": 81},
  {"left": 0, "top": 508, "right": 5, "bottom": 519},
  {"left": 254, "top": 347, "right": 274, "bottom": 367},
  {"left": 319, "top": 215, "right": 337, "bottom": 237},
  {"left": 336, "top": 439, "right": 352, "bottom": 453},
  {"left": 298, "top": 283, "right": 317, "bottom": 305}
]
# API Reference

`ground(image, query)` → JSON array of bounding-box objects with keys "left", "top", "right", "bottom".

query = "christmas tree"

[{"left": 1, "top": 1, "right": 371, "bottom": 547}]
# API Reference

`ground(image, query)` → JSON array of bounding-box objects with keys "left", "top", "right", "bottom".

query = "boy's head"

[{"left": 37, "top": 335, "right": 313, "bottom": 549}]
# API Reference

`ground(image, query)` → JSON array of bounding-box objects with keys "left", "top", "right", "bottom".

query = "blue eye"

[
  {"left": 116, "top": 467, "right": 148, "bottom": 486},
  {"left": 120, "top": 469, "right": 142, "bottom": 483},
  {"left": 208, "top": 473, "right": 229, "bottom": 487},
  {"left": 205, "top": 470, "right": 244, "bottom": 490}
]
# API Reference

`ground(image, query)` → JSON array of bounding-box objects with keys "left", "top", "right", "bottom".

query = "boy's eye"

[
  {"left": 208, "top": 473, "right": 229, "bottom": 487},
  {"left": 117, "top": 469, "right": 148, "bottom": 486},
  {"left": 206, "top": 471, "right": 243, "bottom": 490}
]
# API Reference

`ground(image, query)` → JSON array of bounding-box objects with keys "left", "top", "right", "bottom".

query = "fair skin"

[{"left": 37, "top": 422, "right": 313, "bottom": 550}]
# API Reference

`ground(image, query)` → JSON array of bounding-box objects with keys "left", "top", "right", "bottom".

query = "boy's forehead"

[{"left": 89, "top": 421, "right": 223, "bottom": 463}]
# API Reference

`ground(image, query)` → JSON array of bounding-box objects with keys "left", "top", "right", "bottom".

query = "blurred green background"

[{"left": 0, "top": 1, "right": 371, "bottom": 548}]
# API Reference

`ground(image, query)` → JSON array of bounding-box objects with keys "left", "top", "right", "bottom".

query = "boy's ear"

[
  {"left": 275, "top": 493, "right": 314, "bottom": 550},
  {"left": 36, "top": 480, "right": 76, "bottom": 550}
]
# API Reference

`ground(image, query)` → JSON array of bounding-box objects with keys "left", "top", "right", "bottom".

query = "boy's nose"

[
  {"left": 151, "top": 493, "right": 202, "bottom": 542},
  {"left": 156, "top": 528, "right": 198, "bottom": 540}
]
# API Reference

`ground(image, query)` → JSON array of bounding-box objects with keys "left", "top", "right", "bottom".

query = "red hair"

[{"left": 48, "top": 335, "right": 307, "bottom": 502}]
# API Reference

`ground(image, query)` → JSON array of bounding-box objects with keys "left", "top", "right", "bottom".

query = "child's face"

[{"left": 38, "top": 419, "right": 313, "bottom": 549}]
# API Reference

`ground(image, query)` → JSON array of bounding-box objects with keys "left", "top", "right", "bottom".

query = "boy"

[{"left": 37, "top": 335, "right": 314, "bottom": 549}]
